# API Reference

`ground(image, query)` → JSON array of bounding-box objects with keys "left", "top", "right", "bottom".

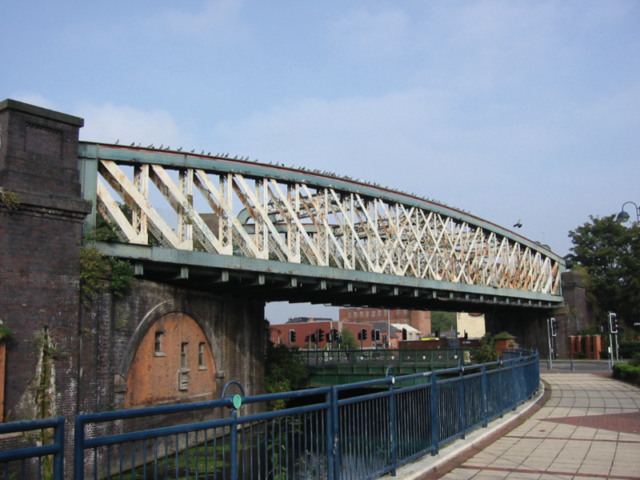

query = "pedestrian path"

[{"left": 428, "top": 374, "right": 640, "bottom": 480}]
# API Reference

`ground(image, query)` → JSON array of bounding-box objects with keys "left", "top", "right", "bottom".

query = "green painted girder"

[
  {"left": 91, "top": 241, "right": 564, "bottom": 306},
  {"left": 78, "top": 143, "right": 565, "bottom": 264}
]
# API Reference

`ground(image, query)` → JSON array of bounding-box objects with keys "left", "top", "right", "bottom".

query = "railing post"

[
  {"left": 481, "top": 364, "right": 488, "bottom": 427},
  {"left": 54, "top": 418, "right": 65, "bottom": 480},
  {"left": 331, "top": 386, "right": 341, "bottom": 480},
  {"left": 74, "top": 416, "right": 85, "bottom": 480},
  {"left": 388, "top": 369, "right": 397, "bottom": 476},
  {"left": 326, "top": 389, "right": 335, "bottom": 480},
  {"left": 498, "top": 360, "right": 504, "bottom": 417},
  {"left": 430, "top": 372, "right": 439, "bottom": 456},
  {"left": 229, "top": 407, "right": 238, "bottom": 480},
  {"left": 459, "top": 366, "right": 466, "bottom": 439}
]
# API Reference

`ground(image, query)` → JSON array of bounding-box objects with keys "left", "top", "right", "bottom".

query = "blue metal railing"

[
  {"left": 1, "top": 350, "right": 539, "bottom": 480},
  {"left": 0, "top": 416, "right": 65, "bottom": 479}
]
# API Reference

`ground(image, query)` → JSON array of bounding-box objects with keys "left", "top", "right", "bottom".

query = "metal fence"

[
  {"left": 298, "top": 348, "right": 478, "bottom": 369},
  {"left": 1, "top": 350, "right": 539, "bottom": 480},
  {"left": 0, "top": 417, "right": 65, "bottom": 479}
]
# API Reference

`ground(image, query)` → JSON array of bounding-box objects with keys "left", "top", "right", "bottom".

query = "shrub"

[
  {"left": 264, "top": 342, "right": 308, "bottom": 411},
  {"left": 474, "top": 334, "right": 499, "bottom": 365},
  {"left": 612, "top": 362, "right": 640, "bottom": 385},
  {"left": 619, "top": 341, "right": 640, "bottom": 359}
]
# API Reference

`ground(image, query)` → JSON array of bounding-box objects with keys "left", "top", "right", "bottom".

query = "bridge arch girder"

[{"left": 79, "top": 143, "right": 565, "bottom": 308}]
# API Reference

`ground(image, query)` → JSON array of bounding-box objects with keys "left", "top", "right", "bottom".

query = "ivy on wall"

[{"left": 78, "top": 246, "right": 134, "bottom": 306}]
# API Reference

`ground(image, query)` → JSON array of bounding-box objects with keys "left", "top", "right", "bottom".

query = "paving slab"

[{"left": 396, "top": 373, "right": 640, "bottom": 480}]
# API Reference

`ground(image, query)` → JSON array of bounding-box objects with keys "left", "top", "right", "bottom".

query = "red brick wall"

[
  {"left": 271, "top": 321, "right": 375, "bottom": 349},
  {"left": 339, "top": 308, "right": 431, "bottom": 336},
  {"left": 125, "top": 312, "right": 216, "bottom": 408}
]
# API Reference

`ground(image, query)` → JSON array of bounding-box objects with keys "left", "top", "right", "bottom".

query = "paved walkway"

[{"left": 427, "top": 374, "right": 640, "bottom": 480}]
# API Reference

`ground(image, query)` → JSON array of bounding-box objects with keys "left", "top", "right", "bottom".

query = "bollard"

[{"left": 570, "top": 356, "right": 574, "bottom": 371}]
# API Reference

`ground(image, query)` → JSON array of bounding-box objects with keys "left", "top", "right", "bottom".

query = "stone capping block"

[
  {"left": 9, "top": 189, "right": 92, "bottom": 214},
  {"left": 0, "top": 98, "right": 84, "bottom": 127}
]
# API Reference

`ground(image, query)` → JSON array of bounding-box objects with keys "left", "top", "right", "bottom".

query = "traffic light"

[
  {"left": 311, "top": 333, "right": 317, "bottom": 343},
  {"left": 464, "top": 331, "right": 468, "bottom": 340},
  {"left": 361, "top": 328, "right": 368, "bottom": 340},
  {"left": 402, "top": 328, "right": 407, "bottom": 340},
  {"left": 374, "top": 329, "right": 380, "bottom": 341},
  {"left": 609, "top": 312, "right": 618, "bottom": 334},
  {"left": 288, "top": 329, "right": 296, "bottom": 343},
  {"left": 305, "top": 335, "right": 310, "bottom": 343},
  {"left": 550, "top": 318, "right": 558, "bottom": 337},
  {"left": 318, "top": 329, "right": 325, "bottom": 342}
]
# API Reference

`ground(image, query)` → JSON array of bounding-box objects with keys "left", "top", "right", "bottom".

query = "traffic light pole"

[{"left": 546, "top": 318, "right": 553, "bottom": 370}]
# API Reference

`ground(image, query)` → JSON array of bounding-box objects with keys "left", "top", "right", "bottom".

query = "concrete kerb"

[{"left": 393, "top": 382, "right": 546, "bottom": 479}]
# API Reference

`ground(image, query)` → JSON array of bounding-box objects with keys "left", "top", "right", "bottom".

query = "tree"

[
  {"left": 565, "top": 215, "right": 640, "bottom": 329},
  {"left": 264, "top": 342, "right": 308, "bottom": 410},
  {"left": 340, "top": 328, "right": 359, "bottom": 350},
  {"left": 431, "top": 311, "right": 456, "bottom": 334}
]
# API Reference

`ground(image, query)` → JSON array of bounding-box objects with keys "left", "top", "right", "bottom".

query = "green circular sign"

[{"left": 231, "top": 394, "right": 243, "bottom": 409}]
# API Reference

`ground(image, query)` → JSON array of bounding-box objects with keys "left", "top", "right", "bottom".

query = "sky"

[{"left": 2, "top": 1, "right": 639, "bottom": 323}]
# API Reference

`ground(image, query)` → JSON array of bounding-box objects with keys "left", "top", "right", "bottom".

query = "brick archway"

[{"left": 125, "top": 312, "right": 216, "bottom": 408}]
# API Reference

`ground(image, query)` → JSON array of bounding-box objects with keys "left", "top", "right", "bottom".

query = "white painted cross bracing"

[{"left": 86, "top": 149, "right": 562, "bottom": 297}]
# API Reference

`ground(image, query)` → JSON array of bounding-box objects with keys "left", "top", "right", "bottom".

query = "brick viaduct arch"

[{"left": 118, "top": 301, "right": 220, "bottom": 408}]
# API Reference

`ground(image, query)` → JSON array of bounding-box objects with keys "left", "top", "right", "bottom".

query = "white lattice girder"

[{"left": 92, "top": 157, "right": 562, "bottom": 296}]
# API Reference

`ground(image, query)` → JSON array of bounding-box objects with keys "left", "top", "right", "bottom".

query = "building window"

[
  {"left": 181, "top": 342, "right": 188, "bottom": 367},
  {"left": 366, "top": 311, "right": 369, "bottom": 317},
  {"left": 154, "top": 332, "right": 165, "bottom": 357},
  {"left": 199, "top": 343, "right": 206, "bottom": 369},
  {"left": 348, "top": 312, "right": 351, "bottom": 318}
]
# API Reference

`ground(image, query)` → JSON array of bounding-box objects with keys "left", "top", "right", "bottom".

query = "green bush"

[
  {"left": 264, "top": 343, "right": 308, "bottom": 411},
  {"left": 629, "top": 352, "right": 640, "bottom": 367},
  {"left": 612, "top": 362, "right": 640, "bottom": 385},
  {"left": 474, "top": 334, "right": 499, "bottom": 365},
  {"left": 619, "top": 341, "right": 640, "bottom": 359}
]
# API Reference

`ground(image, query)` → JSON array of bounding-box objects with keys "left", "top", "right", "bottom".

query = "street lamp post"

[{"left": 615, "top": 201, "right": 640, "bottom": 224}]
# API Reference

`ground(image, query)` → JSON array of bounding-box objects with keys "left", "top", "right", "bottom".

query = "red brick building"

[
  {"left": 339, "top": 308, "right": 431, "bottom": 337},
  {"left": 270, "top": 320, "right": 375, "bottom": 349}
]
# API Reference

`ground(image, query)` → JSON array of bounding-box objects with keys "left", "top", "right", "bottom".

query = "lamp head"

[{"left": 616, "top": 210, "right": 630, "bottom": 223}]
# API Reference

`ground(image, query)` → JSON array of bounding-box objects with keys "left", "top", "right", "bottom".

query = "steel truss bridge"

[{"left": 78, "top": 143, "right": 564, "bottom": 311}]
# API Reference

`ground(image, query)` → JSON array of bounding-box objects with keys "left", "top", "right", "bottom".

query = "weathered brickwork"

[
  {"left": 0, "top": 99, "right": 267, "bottom": 477},
  {"left": 125, "top": 312, "right": 217, "bottom": 407},
  {"left": 0, "top": 100, "right": 88, "bottom": 426}
]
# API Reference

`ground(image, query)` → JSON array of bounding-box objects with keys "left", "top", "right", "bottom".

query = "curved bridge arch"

[{"left": 78, "top": 143, "right": 564, "bottom": 311}]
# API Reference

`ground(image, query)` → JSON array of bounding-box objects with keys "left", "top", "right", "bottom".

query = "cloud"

[{"left": 76, "top": 103, "right": 188, "bottom": 148}]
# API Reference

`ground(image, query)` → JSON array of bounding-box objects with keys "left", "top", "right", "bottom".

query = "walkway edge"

[{"left": 393, "top": 381, "right": 547, "bottom": 479}]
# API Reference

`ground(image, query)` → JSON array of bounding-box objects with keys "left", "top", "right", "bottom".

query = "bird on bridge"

[
  {"left": 114, "top": 139, "right": 119, "bottom": 145},
  {"left": 513, "top": 220, "right": 522, "bottom": 228}
]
